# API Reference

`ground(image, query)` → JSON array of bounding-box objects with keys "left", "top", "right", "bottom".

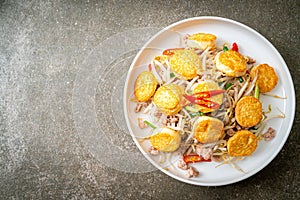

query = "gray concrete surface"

[{"left": 0, "top": 0, "right": 299, "bottom": 199}]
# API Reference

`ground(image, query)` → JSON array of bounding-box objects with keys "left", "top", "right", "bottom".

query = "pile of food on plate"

[{"left": 132, "top": 32, "right": 285, "bottom": 178}]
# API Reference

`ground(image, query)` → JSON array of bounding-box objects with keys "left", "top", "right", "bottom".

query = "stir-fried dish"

[{"left": 132, "top": 32, "right": 285, "bottom": 178}]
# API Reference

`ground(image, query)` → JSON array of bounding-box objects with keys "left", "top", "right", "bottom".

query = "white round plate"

[{"left": 123, "top": 16, "right": 295, "bottom": 186}]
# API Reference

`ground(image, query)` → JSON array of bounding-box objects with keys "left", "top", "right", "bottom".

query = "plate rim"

[{"left": 123, "top": 16, "right": 296, "bottom": 186}]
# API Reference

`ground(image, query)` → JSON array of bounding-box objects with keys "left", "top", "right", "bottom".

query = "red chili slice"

[
  {"left": 195, "top": 98, "right": 220, "bottom": 109},
  {"left": 183, "top": 154, "right": 211, "bottom": 164},
  {"left": 192, "top": 90, "right": 225, "bottom": 98},
  {"left": 183, "top": 94, "right": 221, "bottom": 109},
  {"left": 232, "top": 42, "right": 239, "bottom": 51}
]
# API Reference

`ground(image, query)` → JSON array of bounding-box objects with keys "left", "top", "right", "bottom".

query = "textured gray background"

[{"left": 0, "top": 0, "right": 299, "bottom": 199}]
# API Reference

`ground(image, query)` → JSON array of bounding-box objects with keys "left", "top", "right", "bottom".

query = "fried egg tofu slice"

[
  {"left": 191, "top": 80, "right": 224, "bottom": 113},
  {"left": 153, "top": 84, "right": 183, "bottom": 115},
  {"left": 250, "top": 63, "right": 278, "bottom": 93},
  {"left": 227, "top": 130, "right": 258, "bottom": 156},
  {"left": 215, "top": 50, "right": 247, "bottom": 77},
  {"left": 193, "top": 116, "right": 224, "bottom": 143},
  {"left": 235, "top": 96, "right": 262, "bottom": 127},
  {"left": 150, "top": 127, "right": 181, "bottom": 152},
  {"left": 186, "top": 33, "right": 217, "bottom": 50},
  {"left": 169, "top": 49, "right": 202, "bottom": 80},
  {"left": 134, "top": 71, "right": 158, "bottom": 102}
]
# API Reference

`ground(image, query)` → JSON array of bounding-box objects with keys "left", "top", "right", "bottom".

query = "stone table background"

[{"left": 0, "top": 0, "right": 299, "bottom": 199}]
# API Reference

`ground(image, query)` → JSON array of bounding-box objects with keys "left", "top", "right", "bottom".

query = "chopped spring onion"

[
  {"left": 143, "top": 120, "right": 156, "bottom": 129},
  {"left": 223, "top": 46, "right": 229, "bottom": 52},
  {"left": 238, "top": 77, "right": 244, "bottom": 83},
  {"left": 225, "top": 83, "right": 232, "bottom": 90},
  {"left": 254, "top": 83, "right": 259, "bottom": 98},
  {"left": 170, "top": 72, "right": 175, "bottom": 78},
  {"left": 190, "top": 112, "right": 204, "bottom": 118}
]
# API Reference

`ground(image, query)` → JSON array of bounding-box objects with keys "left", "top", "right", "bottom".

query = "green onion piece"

[
  {"left": 144, "top": 120, "right": 156, "bottom": 129},
  {"left": 225, "top": 83, "right": 232, "bottom": 90},
  {"left": 185, "top": 106, "right": 199, "bottom": 113},
  {"left": 254, "top": 83, "right": 259, "bottom": 98},
  {"left": 190, "top": 112, "right": 204, "bottom": 118},
  {"left": 223, "top": 46, "right": 229, "bottom": 52},
  {"left": 238, "top": 77, "right": 244, "bottom": 83},
  {"left": 170, "top": 72, "right": 175, "bottom": 78}
]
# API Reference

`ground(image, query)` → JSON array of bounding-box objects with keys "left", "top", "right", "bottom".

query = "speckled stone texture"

[{"left": 0, "top": 0, "right": 299, "bottom": 199}]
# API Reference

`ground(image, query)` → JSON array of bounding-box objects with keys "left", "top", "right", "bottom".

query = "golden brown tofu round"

[
  {"left": 191, "top": 80, "right": 224, "bottom": 113},
  {"left": 186, "top": 33, "right": 217, "bottom": 50},
  {"left": 235, "top": 96, "right": 262, "bottom": 127},
  {"left": 153, "top": 84, "right": 183, "bottom": 115},
  {"left": 193, "top": 116, "right": 224, "bottom": 143},
  {"left": 150, "top": 127, "right": 181, "bottom": 152},
  {"left": 250, "top": 63, "right": 278, "bottom": 93},
  {"left": 227, "top": 130, "right": 258, "bottom": 156},
  {"left": 170, "top": 49, "right": 202, "bottom": 80},
  {"left": 134, "top": 71, "right": 158, "bottom": 102},
  {"left": 215, "top": 50, "right": 247, "bottom": 77}
]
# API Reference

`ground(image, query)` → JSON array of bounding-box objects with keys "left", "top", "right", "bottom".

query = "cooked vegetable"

[
  {"left": 191, "top": 90, "right": 225, "bottom": 98},
  {"left": 170, "top": 72, "right": 175, "bottom": 78},
  {"left": 225, "top": 83, "right": 232, "bottom": 90},
  {"left": 254, "top": 83, "right": 259, "bottom": 98},
  {"left": 144, "top": 120, "right": 157, "bottom": 129},
  {"left": 223, "top": 46, "right": 229, "bottom": 52},
  {"left": 183, "top": 154, "right": 211, "bottom": 163},
  {"left": 238, "top": 77, "right": 244, "bottom": 83},
  {"left": 232, "top": 42, "right": 238, "bottom": 51},
  {"left": 183, "top": 94, "right": 220, "bottom": 109},
  {"left": 190, "top": 112, "right": 204, "bottom": 118}
]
